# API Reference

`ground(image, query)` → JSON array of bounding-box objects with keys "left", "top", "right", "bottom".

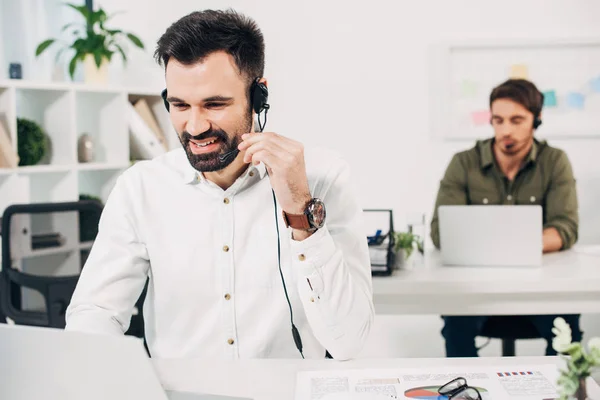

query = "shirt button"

[
  {"left": 310, "top": 297, "right": 315, "bottom": 303},
  {"left": 227, "top": 338, "right": 235, "bottom": 345},
  {"left": 507, "top": 195, "right": 513, "bottom": 201},
  {"left": 249, "top": 171, "right": 255, "bottom": 177},
  {"left": 483, "top": 198, "right": 489, "bottom": 204},
  {"left": 224, "top": 293, "right": 231, "bottom": 300},
  {"left": 223, "top": 245, "right": 230, "bottom": 252},
  {"left": 530, "top": 196, "right": 536, "bottom": 202},
  {"left": 223, "top": 198, "right": 230, "bottom": 204},
  {"left": 298, "top": 254, "right": 306, "bottom": 261}
]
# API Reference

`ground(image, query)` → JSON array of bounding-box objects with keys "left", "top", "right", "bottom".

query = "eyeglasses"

[{"left": 438, "top": 377, "right": 482, "bottom": 400}]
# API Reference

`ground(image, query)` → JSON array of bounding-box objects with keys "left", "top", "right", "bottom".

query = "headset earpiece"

[
  {"left": 160, "top": 78, "right": 270, "bottom": 116},
  {"left": 161, "top": 89, "right": 169, "bottom": 112},
  {"left": 250, "top": 78, "right": 269, "bottom": 114}
]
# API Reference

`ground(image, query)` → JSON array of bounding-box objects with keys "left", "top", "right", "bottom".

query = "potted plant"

[
  {"left": 392, "top": 231, "right": 424, "bottom": 268},
  {"left": 553, "top": 317, "right": 600, "bottom": 399},
  {"left": 17, "top": 118, "right": 49, "bottom": 166},
  {"left": 34, "top": 2, "right": 144, "bottom": 84}
]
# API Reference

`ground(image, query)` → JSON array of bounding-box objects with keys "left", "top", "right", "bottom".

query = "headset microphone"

[{"left": 218, "top": 148, "right": 239, "bottom": 163}]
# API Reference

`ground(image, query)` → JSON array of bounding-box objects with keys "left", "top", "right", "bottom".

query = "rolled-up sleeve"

[
  {"left": 543, "top": 151, "right": 579, "bottom": 250},
  {"left": 290, "top": 158, "right": 374, "bottom": 361}
]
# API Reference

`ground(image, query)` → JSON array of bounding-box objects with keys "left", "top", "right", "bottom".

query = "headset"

[
  {"left": 161, "top": 77, "right": 269, "bottom": 126},
  {"left": 489, "top": 84, "right": 544, "bottom": 130},
  {"left": 160, "top": 78, "right": 305, "bottom": 359}
]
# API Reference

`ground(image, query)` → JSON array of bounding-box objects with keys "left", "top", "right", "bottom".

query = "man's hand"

[
  {"left": 238, "top": 132, "right": 313, "bottom": 240},
  {"left": 543, "top": 227, "right": 563, "bottom": 253}
]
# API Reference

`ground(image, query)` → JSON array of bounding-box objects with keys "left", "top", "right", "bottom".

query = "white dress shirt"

[{"left": 65, "top": 147, "right": 374, "bottom": 360}]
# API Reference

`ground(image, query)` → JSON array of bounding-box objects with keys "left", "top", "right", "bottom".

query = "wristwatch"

[{"left": 282, "top": 198, "right": 326, "bottom": 232}]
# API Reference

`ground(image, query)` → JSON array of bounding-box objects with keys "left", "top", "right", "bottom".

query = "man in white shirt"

[{"left": 65, "top": 9, "right": 374, "bottom": 360}]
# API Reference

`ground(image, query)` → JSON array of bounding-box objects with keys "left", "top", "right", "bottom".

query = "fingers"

[
  {"left": 239, "top": 132, "right": 302, "bottom": 155},
  {"left": 241, "top": 135, "right": 299, "bottom": 169},
  {"left": 243, "top": 139, "right": 287, "bottom": 165}
]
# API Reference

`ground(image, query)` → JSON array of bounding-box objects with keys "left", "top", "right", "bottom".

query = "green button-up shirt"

[{"left": 430, "top": 138, "right": 579, "bottom": 250}]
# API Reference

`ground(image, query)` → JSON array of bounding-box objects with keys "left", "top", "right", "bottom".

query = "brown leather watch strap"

[{"left": 282, "top": 210, "right": 311, "bottom": 231}]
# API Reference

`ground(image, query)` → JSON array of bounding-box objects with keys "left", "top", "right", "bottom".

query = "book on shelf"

[
  {"left": 31, "top": 232, "right": 66, "bottom": 250},
  {"left": 133, "top": 98, "right": 168, "bottom": 151},
  {"left": 127, "top": 102, "right": 167, "bottom": 161},
  {"left": 0, "top": 113, "right": 18, "bottom": 168}
]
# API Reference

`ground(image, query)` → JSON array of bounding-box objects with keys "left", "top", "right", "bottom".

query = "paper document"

[{"left": 295, "top": 364, "right": 564, "bottom": 400}]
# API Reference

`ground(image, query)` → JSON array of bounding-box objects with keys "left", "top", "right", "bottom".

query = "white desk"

[
  {"left": 153, "top": 356, "right": 600, "bottom": 400},
  {"left": 373, "top": 246, "right": 600, "bottom": 315}
]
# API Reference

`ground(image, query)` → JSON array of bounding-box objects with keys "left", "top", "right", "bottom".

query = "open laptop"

[
  {"left": 438, "top": 205, "right": 543, "bottom": 266},
  {"left": 0, "top": 324, "right": 251, "bottom": 400}
]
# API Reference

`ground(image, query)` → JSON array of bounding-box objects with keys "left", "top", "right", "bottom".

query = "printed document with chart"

[{"left": 295, "top": 364, "right": 564, "bottom": 399}]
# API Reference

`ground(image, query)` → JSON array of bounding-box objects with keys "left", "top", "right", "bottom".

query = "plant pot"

[{"left": 83, "top": 54, "right": 109, "bottom": 84}]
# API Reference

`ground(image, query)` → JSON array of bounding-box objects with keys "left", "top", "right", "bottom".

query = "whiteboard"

[{"left": 432, "top": 38, "right": 600, "bottom": 140}]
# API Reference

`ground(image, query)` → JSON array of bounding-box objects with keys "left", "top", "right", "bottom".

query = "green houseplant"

[
  {"left": 553, "top": 317, "right": 600, "bottom": 399},
  {"left": 34, "top": 2, "right": 144, "bottom": 83},
  {"left": 17, "top": 118, "right": 49, "bottom": 166},
  {"left": 392, "top": 231, "right": 424, "bottom": 263}
]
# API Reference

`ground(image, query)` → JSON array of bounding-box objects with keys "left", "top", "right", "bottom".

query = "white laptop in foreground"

[
  {"left": 0, "top": 324, "right": 251, "bottom": 400},
  {"left": 438, "top": 205, "right": 543, "bottom": 266}
]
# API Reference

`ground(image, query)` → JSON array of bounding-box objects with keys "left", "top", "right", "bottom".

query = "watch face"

[{"left": 307, "top": 198, "right": 326, "bottom": 229}]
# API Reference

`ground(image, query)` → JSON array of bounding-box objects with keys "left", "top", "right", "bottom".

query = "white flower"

[
  {"left": 552, "top": 317, "right": 572, "bottom": 353},
  {"left": 588, "top": 337, "right": 600, "bottom": 351},
  {"left": 588, "top": 337, "right": 600, "bottom": 363}
]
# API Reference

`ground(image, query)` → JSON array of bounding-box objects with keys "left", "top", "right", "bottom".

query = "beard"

[{"left": 178, "top": 114, "right": 252, "bottom": 173}]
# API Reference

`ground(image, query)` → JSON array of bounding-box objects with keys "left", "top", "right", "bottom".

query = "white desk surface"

[
  {"left": 373, "top": 245, "right": 600, "bottom": 315},
  {"left": 153, "top": 356, "right": 600, "bottom": 400}
]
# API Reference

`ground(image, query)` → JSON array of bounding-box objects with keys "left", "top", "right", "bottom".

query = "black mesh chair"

[
  {"left": 478, "top": 316, "right": 542, "bottom": 356},
  {"left": 0, "top": 201, "right": 147, "bottom": 343}
]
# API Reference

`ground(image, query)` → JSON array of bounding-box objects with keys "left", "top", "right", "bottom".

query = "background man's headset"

[
  {"left": 161, "top": 79, "right": 305, "bottom": 358},
  {"left": 488, "top": 84, "right": 544, "bottom": 130}
]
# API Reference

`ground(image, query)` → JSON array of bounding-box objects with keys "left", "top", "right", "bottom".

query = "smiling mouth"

[{"left": 191, "top": 138, "right": 219, "bottom": 148}]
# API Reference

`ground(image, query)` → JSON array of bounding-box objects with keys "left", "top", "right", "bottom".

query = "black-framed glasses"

[{"left": 438, "top": 377, "right": 482, "bottom": 400}]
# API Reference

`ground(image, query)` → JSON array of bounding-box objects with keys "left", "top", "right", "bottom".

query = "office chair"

[
  {"left": 0, "top": 201, "right": 147, "bottom": 342},
  {"left": 478, "top": 316, "right": 542, "bottom": 356}
]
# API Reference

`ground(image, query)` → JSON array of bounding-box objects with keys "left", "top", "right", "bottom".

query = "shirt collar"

[
  {"left": 479, "top": 138, "right": 541, "bottom": 169},
  {"left": 179, "top": 156, "right": 268, "bottom": 185}
]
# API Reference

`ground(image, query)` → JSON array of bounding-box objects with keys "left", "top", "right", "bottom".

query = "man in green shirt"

[{"left": 430, "top": 78, "right": 581, "bottom": 357}]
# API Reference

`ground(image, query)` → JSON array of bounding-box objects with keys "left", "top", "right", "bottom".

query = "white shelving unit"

[
  {"left": 0, "top": 79, "right": 173, "bottom": 212},
  {"left": 0, "top": 79, "right": 173, "bottom": 311}
]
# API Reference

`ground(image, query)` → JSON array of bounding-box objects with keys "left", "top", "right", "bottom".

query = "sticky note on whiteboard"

[
  {"left": 460, "top": 80, "right": 478, "bottom": 97},
  {"left": 566, "top": 92, "right": 585, "bottom": 110},
  {"left": 510, "top": 64, "right": 529, "bottom": 79},
  {"left": 590, "top": 76, "right": 600, "bottom": 93},
  {"left": 471, "top": 110, "right": 491, "bottom": 126},
  {"left": 542, "top": 90, "right": 558, "bottom": 107}
]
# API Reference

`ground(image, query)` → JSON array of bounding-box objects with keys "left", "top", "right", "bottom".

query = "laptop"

[
  {"left": 0, "top": 324, "right": 251, "bottom": 400},
  {"left": 438, "top": 205, "right": 543, "bottom": 266}
]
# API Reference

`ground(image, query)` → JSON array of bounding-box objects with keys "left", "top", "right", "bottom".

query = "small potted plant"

[
  {"left": 392, "top": 231, "right": 424, "bottom": 268},
  {"left": 17, "top": 118, "right": 49, "bottom": 166},
  {"left": 35, "top": 2, "right": 144, "bottom": 83},
  {"left": 553, "top": 317, "right": 600, "bottom": 399}
]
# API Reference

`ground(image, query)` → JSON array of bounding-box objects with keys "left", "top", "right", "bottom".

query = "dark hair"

[
  {"left": 154, "top": 9, "right": 265, "bottom": 86},
  {"left": 489, "top": 79, "right": 544, "bottom": 118}
]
